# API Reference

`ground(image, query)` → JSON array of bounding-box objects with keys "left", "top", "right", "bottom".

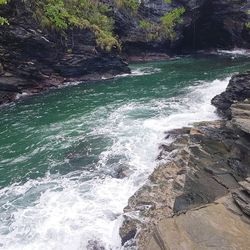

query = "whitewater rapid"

[{"left": 0, "top": 71, "right": 231, "bottom": 250}]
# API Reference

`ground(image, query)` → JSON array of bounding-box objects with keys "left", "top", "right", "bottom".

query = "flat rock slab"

[
  {"left": 231, "top": 117, "right": 250, "bottom": 134},
  {"left": 147, "top": 203, "right": 250, "bottom": 250}
]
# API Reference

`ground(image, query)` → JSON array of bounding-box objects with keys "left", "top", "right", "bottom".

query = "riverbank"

[
  {"left": 0, "top": 51, "right": 249, "bottom": 107},
  {"left": 0, "top": 66, "right": 130, "bottom": 105},
  {"left": 1, "top": 0, "right": 250, "bottom": 106},
  {"left": 1, "top": 57, "right": 250, "bottom": 249},
  {"left": 120, "top": 71, "right": 250, "bottom": 249}
]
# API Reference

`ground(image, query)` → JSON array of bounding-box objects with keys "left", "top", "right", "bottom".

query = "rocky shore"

[{"left": 120, "top": 72, "right": 250, "bottom": 249}]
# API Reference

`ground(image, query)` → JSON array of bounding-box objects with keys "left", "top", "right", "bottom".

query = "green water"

[{"left": 0, "top": 54, "right": 250, "bottom": 250}]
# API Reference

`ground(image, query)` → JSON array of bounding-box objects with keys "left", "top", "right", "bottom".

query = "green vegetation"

[
  {"left": 139, "top": 20, "right": 154, "bottom": 30},
  {"left": 0, "top": 0, "right": 120, "bottom": 50},
  {"left": 160, "top": 7, "right": 185, "bottom": 40},
  {"left": 1, "top": 0, "right": 185, "bottom": 47},
  {"left": 115, "top": 0, "right": 140, "bottom": 12},
  {"left": 139, "top": 7, "right": 185, "bottom": 41},
  {"left": 246, "top": 10, "right": 250, "bottom": 29},
  {"left": 33, "top": 0, "right": 120, "bottom": 51},
  {"left": 139, "top": 19, "right": 159, "bottom": 41},
  {"left": 0, "top": 0, "right": 8, "bottom": 25}
]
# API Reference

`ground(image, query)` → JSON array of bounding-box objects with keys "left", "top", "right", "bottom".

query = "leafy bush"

[
  {"left": 0, "top": 0, "right": 8, "bottom": 25},
  {"left": 160, "top": 7, "right": 185, "bottom": 40},
  {"left": 139, "top": 7, "right": 185, "bottom": 41},
  {"left": 245, "top": 22, "right": 250, "bottom": 29},
  {"left": 139, "top": 19, "right": 159, "bottom": 41},
  {"left": 33, "top": 0, "right": 120, "bottom": 51},
  {"left": 115, "top": 0, "right": 140, "bottom": 13},
  {"left": 139, "top": 20, "right": 153, "bottom": 30}
]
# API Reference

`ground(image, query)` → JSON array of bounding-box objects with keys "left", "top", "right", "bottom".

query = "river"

[{"left": 0, "top": 54, "right": 250, "bottom": 249}]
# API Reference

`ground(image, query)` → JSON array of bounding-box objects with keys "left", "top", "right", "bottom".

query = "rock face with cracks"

[{"left": 120, "top": 72, "right": 250, "bottom": 249}]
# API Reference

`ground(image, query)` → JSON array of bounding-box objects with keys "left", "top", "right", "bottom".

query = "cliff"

[{"left": 0, "top": 0, "right": 250, "bottom": 104}]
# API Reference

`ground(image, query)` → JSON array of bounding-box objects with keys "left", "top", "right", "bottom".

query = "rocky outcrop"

[
  {"left": 146, "top": 200, "right": 250, "bottom": 250},
  {"left": 231, "top": 100, "right": 250, "bottom": 134},
  {"left": 232, "top": 189, "right": 250, "bottom": 216},
  {"left": 212, "top": 72, "right": 250, "bottom": 118},
  {"left": 179, "top": 0, "right": 250, "bottom": 50},
  {"left": 120, "top": 120, "right": 250, "bottom": 249},
  {"left": 120, "top": 72, "right": 250, "bottom": 249},
  {"left": 0, "top": 0, "right": 130, "bottom": 104},
  {"left": 117, "top": 0, "right": 250, "bottom": 55}
]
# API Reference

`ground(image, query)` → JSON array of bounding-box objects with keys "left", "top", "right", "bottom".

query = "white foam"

[
  {"left": 115, "top": 67, "right": 161, "bottom": 78},
  {"left": 54, "top": 66, "right": 161, "bottom": 89},
  {"left": 216, "top": 49, "right": 250, "bottom": 57},
  {"left": 0, "top": 76, "right": 230, "bottom": 250},
  {"left": 144, "top": 77, "right": 231, "bottom": 132},
  {"left": 15, "top": 92, "right": 29, "bottom": 100}
]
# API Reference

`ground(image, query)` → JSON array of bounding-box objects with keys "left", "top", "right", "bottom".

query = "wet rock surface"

[
  {"left": 212, "top": 72, "right": 250, "bottom": 118},
  {"left": 120, "top": 72, "right": 250, "bottom": 249}
]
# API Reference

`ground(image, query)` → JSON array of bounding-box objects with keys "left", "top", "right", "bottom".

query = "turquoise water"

[{"left": 0, "top": 54, "right": 250, "bottom": 249}]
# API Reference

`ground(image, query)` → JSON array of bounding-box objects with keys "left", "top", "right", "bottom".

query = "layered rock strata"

[{"left": 120, "top": 72, "right": 250, "bottom": 249}]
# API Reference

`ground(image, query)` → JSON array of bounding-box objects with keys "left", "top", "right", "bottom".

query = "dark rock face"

[
  {"left": 179, "top": 0, "right": 250, "bottom": 50},
  {"left": 0, "top": 1, "right": 130, "bottom": 104},
  {"left": 116, "top": 0, "right": 250, "bottom": 55},
  {"left": 212, "top": 72, "right": 250, "bottom": 118},
  {"left": 0, "top": 0, "right": 250, "bottom": 104},
  {"left": 115, "top": 0, "right": 173, "bottom": 56}
]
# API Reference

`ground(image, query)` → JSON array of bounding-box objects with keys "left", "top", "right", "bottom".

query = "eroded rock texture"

[
  {"left": 120, "top": 72, "right": 250, "bottom": 249},
  {"left": 212, "top": 72, "right": 250, "bottom": 118},
  {"left": 146, "top": 201, "right": 250, "bottom": 250},
  {"left": 0, "top": 0, "right": 130, "bottom": 104}
]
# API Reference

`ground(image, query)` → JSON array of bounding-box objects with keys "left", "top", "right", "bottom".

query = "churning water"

[{"left": 0, "top": 55, "right": 250, "bottom": 249}]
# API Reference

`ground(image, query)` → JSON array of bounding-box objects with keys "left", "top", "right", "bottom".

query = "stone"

[
  {"left": 0, "top": 63, "right": 3, "bottom": 76},
  {"left": 231, "top": 106, "right": 250, "bottom": 118},
  {"left": 232, "top": 117, "right": 250, "bottom": 134},
  {"left": 120, "top": 117, "right": 250, "bottom": 248},
  {"left": 146, "top": 203, "right": 250, "bottom": 250},
  {"left": 239, "top": 180, "right": 250, "bottom": 194},
  {"left": 227, "top": 100, "right": 250, "bottom": 134},
  {"left": 213, "top": 174, "right": 239, "bottom": 189},
  {"left": 232, "top": 190, "right": 250, "bottom": 216},
  {"left": 212, "top": 73, "right": 250, "bottom": 118}
]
